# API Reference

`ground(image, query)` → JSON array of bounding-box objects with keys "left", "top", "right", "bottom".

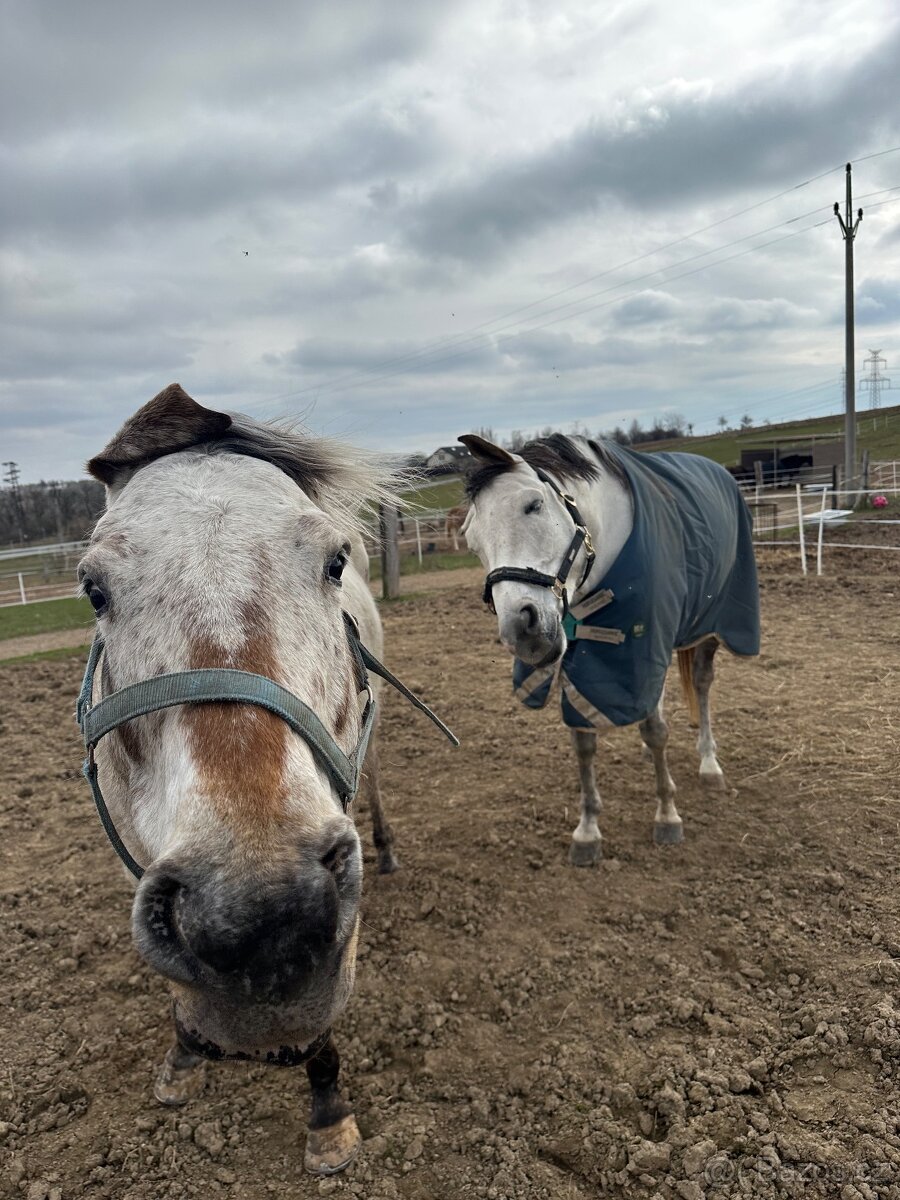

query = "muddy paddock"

[{"left": 2, "top": 551, "right": 899, "bottom": 1200}]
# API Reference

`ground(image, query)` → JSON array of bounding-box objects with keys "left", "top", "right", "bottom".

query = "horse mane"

[
  {"left": 465, "top": 433, "right": 628, "bottom": 499},
  {"left": 207, "top": 413, "right": 412, "bottom": 537},
  {"left": 89, "top": 385, "right": 413, "bottom": 538}
]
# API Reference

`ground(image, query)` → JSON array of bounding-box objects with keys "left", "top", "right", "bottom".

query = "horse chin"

[
  {"left": 170, "top": 926, "right": 358, "bottom": 1067},
  {"left": 514, "top": 625, "right": 565, "bottom": 667}
]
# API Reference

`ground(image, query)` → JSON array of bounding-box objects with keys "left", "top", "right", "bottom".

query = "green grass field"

[
  {"left": 401, "top": 475, "right": 465, "bottom": 510},
  {"left": 368, "top": 550, "right": 478, "bottom": 581},
  {"left": 0, "top": 595, "right": 93, "bottom": 640},
  {"left": 643, "top": 405, "right": 900, "bottom": 465}
]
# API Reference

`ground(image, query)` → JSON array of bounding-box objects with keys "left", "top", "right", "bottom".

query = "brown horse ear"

[
  {"left": 88, "top": 383, "right": 233, "bottom": 487},
  {"left": 458, "top": 434, "right": 522, "bottom": 464}
]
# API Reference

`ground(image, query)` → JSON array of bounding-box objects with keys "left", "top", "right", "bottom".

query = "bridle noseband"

[
  {"left": 482, "top": 469, "right": 595, "bottom": 617},
  {"left": 76, "top": 614, "right": 458, "bottom": 880}
]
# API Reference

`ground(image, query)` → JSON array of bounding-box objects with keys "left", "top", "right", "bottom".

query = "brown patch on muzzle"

[{"left": 184, "top": 599, "right": 288, "bottom": 827}]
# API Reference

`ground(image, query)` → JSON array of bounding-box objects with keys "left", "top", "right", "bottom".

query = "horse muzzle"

[
  {"left": 170, "top": 924, "right": 358, "bottom": 1065},
  {"left": 499, "top": 600, "right": 564, "bottom": 666}
]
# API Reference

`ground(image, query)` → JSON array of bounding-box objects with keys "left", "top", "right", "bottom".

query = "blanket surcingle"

[{"left": 512, "top": 442, "right": 760, "bottom": 728}]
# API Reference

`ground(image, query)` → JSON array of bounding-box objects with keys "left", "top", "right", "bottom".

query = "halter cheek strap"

[
  {"left": 482, "top": 469, "right": 595, "bottom": 616},
  {"left": 76, "top": 617, "right": 458, "bottom": 881}
]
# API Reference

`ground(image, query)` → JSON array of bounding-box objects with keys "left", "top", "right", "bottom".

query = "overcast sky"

[{"left": 3, "top": 0, "right": 900, "bottom": 482}]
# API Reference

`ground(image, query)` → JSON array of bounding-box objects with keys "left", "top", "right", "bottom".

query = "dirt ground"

[{"left": 2, "top": 546, "right": 899, "bottom": 1200}]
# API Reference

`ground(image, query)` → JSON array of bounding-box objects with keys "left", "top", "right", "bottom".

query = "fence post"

[
  {"left": 795, "top": 484, "right": 807, "bottom": 577},
  {"left": 754, "top": 460, "right": 763, "bottom": 504},
  {"left": 380, "top": 505, "right": 401, "bottom": 600},
  {"left": 414, "top": 518, "right": 423, "bottom": 565},
  {"left": 18, "top": 572, "right": 26, "bottom": 604},
  {"left": 816, "top": 488, "right": 827, "bottom": 577}
]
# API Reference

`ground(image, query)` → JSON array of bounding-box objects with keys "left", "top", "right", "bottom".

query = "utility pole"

[{"left": 833, "top": 163, "right": 863, "bottom": 496}]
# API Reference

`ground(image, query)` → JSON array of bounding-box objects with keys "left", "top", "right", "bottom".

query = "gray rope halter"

[{"left": 76, "top": 615, "right": 458, "bottom": 880}]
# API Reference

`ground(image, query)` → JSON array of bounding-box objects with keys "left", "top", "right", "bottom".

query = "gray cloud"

[
  {"left": 1, "top": 1, "right": 899, "bottom": 482},
  {"left": 399, "top": 26, "right": 900, "bottom": 264}
]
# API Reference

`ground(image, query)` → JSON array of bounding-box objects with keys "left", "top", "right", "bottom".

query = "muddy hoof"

[
  {"left": 304, "top": 1115, "right": 362, "bottom": 1176},
  {"left": 153, "top": 1048, "right": 208, "bottom": 1107},
  {"left": 377, "top": 850, "right": 400, "bottom": 875},
  {"left": 700, "top": 771, "right": 727, "bottom": 793},
  {"left": 568, "top": 838, "right": 602, "bottom": 867},
  {"left": 653, "top": 821, "right": 684, "bottom": 846}
]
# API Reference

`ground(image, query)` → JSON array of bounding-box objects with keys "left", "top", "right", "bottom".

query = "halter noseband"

[
  {"left": 76, "top": 614, "right": 458, "bottom": 880},
  {"left": 482, "top": 469, "right": 595, "bottom": 617}
]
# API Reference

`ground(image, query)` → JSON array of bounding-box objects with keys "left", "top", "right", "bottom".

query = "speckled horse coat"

[{"left": 512, "top": 442, "right": 760, "bottom": 728}]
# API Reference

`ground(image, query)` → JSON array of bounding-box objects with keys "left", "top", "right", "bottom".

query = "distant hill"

[{"left": 639, "top": 403, "right": 900, "bottom": 465}]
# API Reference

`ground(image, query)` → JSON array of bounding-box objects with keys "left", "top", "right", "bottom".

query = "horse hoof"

[
  {"left": 377, "top": 850, "right": 400, "bottom": 875},
  {"left": 153, "top": 1049, "right": 207, "bottom": 1107},
  {"left": 304, "top": 1115, "right": 362, "bottom": 1176},
  {"left": 654, "top": 821, "right": 684, "bottom": 846},
  {"left": 568, "top": 838, "right": 602, "bottom": 867},
  {"left": 700, "top": 771, "right": 727, "bottom": 793}
]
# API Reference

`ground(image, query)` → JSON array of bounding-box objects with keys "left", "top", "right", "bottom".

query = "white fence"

[{"left": 0, "top": 541, "right": 89, "bottom": 607}]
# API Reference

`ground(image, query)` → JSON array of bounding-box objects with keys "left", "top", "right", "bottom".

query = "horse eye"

[
  {"left": 326, "top": 547, "right": 349, "bottom": 585},
  {"left": 524, "top": 497, "right": 543, "bottom": 515},
  {"left": 83, "top": 578, "right": 109, "bottom": 616}
]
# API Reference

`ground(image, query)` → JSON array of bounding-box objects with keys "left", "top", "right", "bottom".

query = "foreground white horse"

[
  {"left": 77, "top": 384, "right": 429, "bottom": 1174},
  {"left": 460, "top": 432, "right": 760, "bottom": 865}
]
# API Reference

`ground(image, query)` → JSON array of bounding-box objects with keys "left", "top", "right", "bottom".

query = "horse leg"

[
  {"left": 694, "top": 637, "right": 726, "bottom": 791},
  {"left": 639, "top": 703, "right": 683, "bottom": 845},
  {"left": 360, "top": 730, "right": 398, "bottom": 874},
  {"left": 568, "top": 729, "right": 603, "bottom": 866},
  {"left": 153, "top": 1038, "right": 208, "bottom": 1106},
  {"left": 304, "top": 1035, "right": 361, "bottom": 1176}
]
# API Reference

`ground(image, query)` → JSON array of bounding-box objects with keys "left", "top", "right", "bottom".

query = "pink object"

[{"left": 872, "top": 494, "right": 888, "bottom": 508}]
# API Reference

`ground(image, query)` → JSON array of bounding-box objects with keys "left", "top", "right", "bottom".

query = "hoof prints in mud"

[{"left": 1, "top": 556, "right": 900, "bottom": 1198}]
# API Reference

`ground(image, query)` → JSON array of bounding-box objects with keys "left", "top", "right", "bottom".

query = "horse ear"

[
  {"left": 88, "top": 383, "right": 233, "bottom": 487},
  {"left": 458, "top": 434, "right": 522, "bottom": 464}
]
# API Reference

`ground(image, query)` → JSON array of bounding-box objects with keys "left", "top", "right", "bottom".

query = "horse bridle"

[
  {"left": 482, "top": 469, "right": 595, "bottom": 617},
  {"left": 76, "top": 613, "right": 458, "bottom": 881}
]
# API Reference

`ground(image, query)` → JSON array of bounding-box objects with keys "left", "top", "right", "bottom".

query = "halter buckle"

[{"left": 583, "top": 529, "right": 595, "bottom": 556}]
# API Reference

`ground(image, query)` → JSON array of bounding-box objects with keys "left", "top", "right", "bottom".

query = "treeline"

[
  {"left": 474, "top": 414, "right": 693, "bottom": 452},
  {"left": 0, "top": 479, "right": 105, "bottom": 546}
]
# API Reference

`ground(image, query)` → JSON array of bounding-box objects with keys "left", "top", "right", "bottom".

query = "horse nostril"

[
  {"left": 132, "top": 867, "right": 204, "bottom": 986},
  {"left": 519, "top": 603, "right": 539, "bottom": 634},
  {"left": 320, "top": 832, "right": 358, "bottom": 880}
]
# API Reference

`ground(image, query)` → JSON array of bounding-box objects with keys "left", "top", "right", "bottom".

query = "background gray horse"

[{"left": 461, "top": 432, "right": 760, "bottom": 864}]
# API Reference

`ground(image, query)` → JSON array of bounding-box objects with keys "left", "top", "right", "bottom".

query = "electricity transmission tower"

[
  {"left": 2, "top": 461, "right": 26, "bottom": 543},
  {"left": 860, "top": 350, "right": 891, "bottom": 422}
]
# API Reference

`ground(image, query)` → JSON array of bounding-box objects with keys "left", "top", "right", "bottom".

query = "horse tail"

[{"left": 677, "top": 648, "right": 700, "bottom": 727}]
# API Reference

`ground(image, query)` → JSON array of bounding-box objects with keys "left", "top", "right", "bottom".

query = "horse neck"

[{"left": 565, "top": 463, "right": 634, "bottom": 597}]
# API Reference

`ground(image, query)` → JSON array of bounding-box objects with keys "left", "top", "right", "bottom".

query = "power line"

[
  {"left": 260, "top": 145, "right": 900, "bottom": 407},
  {"left": 275, "top": 212, "right": 837, "bottom": 403}
]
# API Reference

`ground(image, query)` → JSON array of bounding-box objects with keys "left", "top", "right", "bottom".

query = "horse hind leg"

[
  {"left": 693, "top": 638, "right": 726, "bottom": 792},
  {"left": 639, "top": 705, "right": 683, "bottom": 845},
  {"left": 154, "top": 1039, "right": 208, "bottom": 1106},
  {"left": 568, "top": 729, "right": 603, "bottom": 866}
]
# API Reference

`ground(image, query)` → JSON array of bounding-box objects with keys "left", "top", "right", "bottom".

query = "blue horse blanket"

[{"left": 513, "top": 443, "right": 760, "bottom": 728}]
